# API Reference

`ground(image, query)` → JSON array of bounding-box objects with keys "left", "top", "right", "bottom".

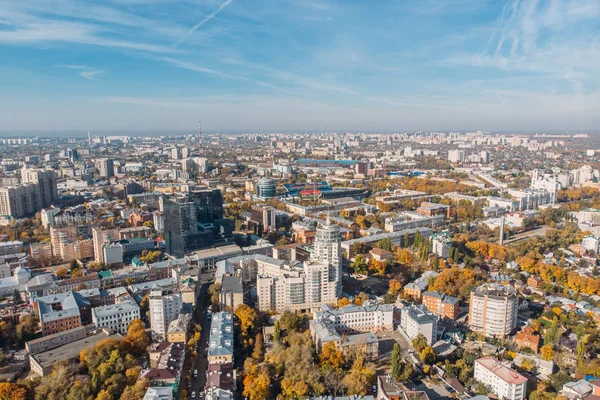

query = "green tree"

[
  {"left": 391, "top": 343, "right": 402, "bottom": 378},
  {"left": 273, "top": 320, "right": 281, "bottom": 343}
]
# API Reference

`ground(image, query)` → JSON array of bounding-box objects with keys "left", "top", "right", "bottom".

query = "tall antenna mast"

[{"left": 198, "top": 120, "right": 203, "bottom": 155}]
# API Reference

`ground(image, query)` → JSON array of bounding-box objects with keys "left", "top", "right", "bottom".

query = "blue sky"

[{"left": 0, "top": 0, "right": 599, "bottom": 134}]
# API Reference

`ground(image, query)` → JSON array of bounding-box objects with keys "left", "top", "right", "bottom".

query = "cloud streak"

[
  {"left": 56, "top": 64, "right": 105, "bottom": 81},
  {"left": 174, "top": 0, "right": 233, "bottom": 46}
]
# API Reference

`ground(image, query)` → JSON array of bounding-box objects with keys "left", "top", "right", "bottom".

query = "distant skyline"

[{"left": 0, "top": 0, "right": 599, "bottom": 133}]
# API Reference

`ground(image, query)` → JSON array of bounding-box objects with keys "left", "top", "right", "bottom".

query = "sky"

[{"left": 0, "top": 0, "right": 599, "bottom": 134}]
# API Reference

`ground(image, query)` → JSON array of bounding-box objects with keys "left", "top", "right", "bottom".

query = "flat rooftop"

[{"left": 32, "top": 330, "right": 123, "bottom": 371}]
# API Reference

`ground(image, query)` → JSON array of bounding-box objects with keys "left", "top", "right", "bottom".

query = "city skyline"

[{"left": 1, "top": 0, "right": 599, "bottom": 133}]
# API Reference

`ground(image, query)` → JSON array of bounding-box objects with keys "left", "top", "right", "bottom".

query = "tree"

[
  {"left": 243, "top": 366, "right": 271, "bottom": 400},
  {"left": 520, "top": 357, "right": 535, "bottom": 373},
  {"left": 279, "top": 311, "right": 306, "bottom": 332},
  {"left": 391, "top": 343, "right": 402, "bottom": 378},
  {"left": 235, "top": 304, "right": 258, "bottom": 337},
  {"left": 546, "top": 316, "right": 560, "bottom": 345},
  {"left": 320, "top": 342, "right": 345, "bottom": 369},
  {"left": 124, "top": 319, "right": 149, "bottom": 355},
  {"left": 376, "top": 237, "right": 392, "bottom": 251},
  {"left": 540, "top": 345, "right": 554, "bottom": 361},
  {"left": 88, "top": 261, "right": 103, "bottom": 271},
  {"left": 16, "top": 314, "right": 37, "bottom": 344},
  {"left": 139, "top": 250, "right": 161, "bottom": 264},
  {"left": 71, "top": 268, "right": 84, "bottom": 278},
  {"left": 369, "top": 259, "right": 387, "bottom": 276},
  {"left": 273, "top": 320, "right": 281, "bottom": 343},
  {"left": 351, "top": 255, "right": 369, "bottom": 275},
  {"left": 252, "top": 333, "right": 264, "bottom": 361},
  {"left": 354, "top": 292, "right": 368, "bottom": 306},
  {"left": 56, "top": 266, "right": 68, "bottom": 279},
  {"left": 341, "top": 355, "right": 376, "bottom": 395},
  {"left": 400, "top": 362, "right": 415, "bottom": 381},
  {"left": 389, "top": 279, "right": 402, "bottom": 295},
  {"left": 208, "top": 283, "right": 221, "bottom": 310},
  {"left": 0, "top": 382, "right": 28, "bottom": 400},
  {"left": 419, "top": 346, "right": 436, "bottom": 365},
  {"left": 412, "top": 334, "right": 428, "bottom": 352},
  {"left": 337, "top": 297, "right": 351, "bottom": 307}
]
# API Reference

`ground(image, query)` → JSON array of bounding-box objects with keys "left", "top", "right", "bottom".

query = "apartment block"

[
  {"left": 399, "top": 304, "right": 439, "bottom": 345},
  {"left": 422, "top": 291, "right": 460, "bottom": 320},
  {"left": 474, "top": 357, "right": 527, "bottom": 400},
  {"left": 469, "top": 283, "right": 518, "bottom": 338},
  {"left": 92, "top": 300, "right": 141, "bottom": 334},
  {"left": 149, "top": 288, "right": 183, "bottom": 341},
  {"left": 208, "top": 312, "right": 234, "bottom": 365}
]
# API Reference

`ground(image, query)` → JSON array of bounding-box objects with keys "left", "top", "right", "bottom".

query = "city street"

[{"left": 188, "top": 283, "right": 211, "bottom": 399}]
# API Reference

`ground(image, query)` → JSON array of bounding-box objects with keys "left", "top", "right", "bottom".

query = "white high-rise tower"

[{"left": 311, "top": 220, "right": 342, "bottom": 295}]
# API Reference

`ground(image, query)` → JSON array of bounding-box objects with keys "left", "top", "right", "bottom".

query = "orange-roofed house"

[{"left": 514, "top": 326, "right": 541, "bottom": 353}]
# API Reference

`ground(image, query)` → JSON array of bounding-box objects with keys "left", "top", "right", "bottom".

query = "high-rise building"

[
  {"left": 480, "top": 150, "right": 491, "bottom": 163},
  {"left": 0, "top": 184, "right": 40, "bottom": 218},
  {"left": 163, "top": 189, "right": 229, "bottom": 257},
  {"left": 255, "top": 178, "right": 277, "bottom": 199},
  {"left": 92, "top": 227, "right": 120, "bottom": 264},
  {"left": 164, "top": 199, "right": 199, "bottom": 258},
  {"left": 310, "top": 221, "right": 342, "bottom": 297},
  {"left": 256, "top": 221, "right": 342, "bottom": 312},
  {"left": 68, "top": 148, "right": 80, "bottom": 163},
  {"left": 149, "top": 288, "right": 183, "bottom": 341},
  {"left": 96, "top": 158, "right": 115, "bottom": 178},
  {"left": 469, "top": 283, "right": 518, "bottom": 337},
  {"left": 448, "top": 149, "right": 465, "bottom": 163},
  {"left": 21, "top": 168, "right": 58, "bottom": 208},
  {"left": 0, "top": 169, "right": 58, "bottom": 218}
]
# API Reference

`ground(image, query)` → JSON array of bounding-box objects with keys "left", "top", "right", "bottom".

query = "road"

[
  {"left": 188, "top": 283, "right": 211, "bottom": 399},
  {"left": 501, "top": 225, "right": 549, "bottom": 244}
]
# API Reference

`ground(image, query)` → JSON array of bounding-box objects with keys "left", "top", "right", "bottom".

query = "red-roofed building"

[
  {"left": 474, "top": 356, "right": 527, "bottom": 400},
  {"left": 514, "top": 326, "right": 541, "bottom": 353}
]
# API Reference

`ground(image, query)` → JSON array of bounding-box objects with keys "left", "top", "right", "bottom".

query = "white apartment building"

[
  {"left": 92, "top": 300, "right": 141, "bottom": 334},
  {"left": 310, "top": 221, "right": 342, "bottom": 295},
  {"left": 103, "top": 243, "right": 123, "bottom": 265},
  {"left": 582, "top": 235, "right": 600, "bottom": 253},
  {"left": 399, "top": 304, "right": 439, "bottom": 345},
  {"left": 0, "top": 241, "right": 23, "bottom": 256},
  {"left": 149, "top": 288, "right": 183, "bottom": 341},
  {"left": 448, "top": 149, "right": 465, "bottom": 163},
  {"left": 474, "top": 357, "right": 527, "bottom": 400},
  {"left": 431, "top": 231, "right": 451, "bottom": 258},
  {"left": 257, "top": 221, "right": 342, "bottom": 312},
  {"left": 469, "top": 283, "right": 518, "bottom": 338},
  {"left": 312, "top": 302, "right": 394, "bottom": 334}
]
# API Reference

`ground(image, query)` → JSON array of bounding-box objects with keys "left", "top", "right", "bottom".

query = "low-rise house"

[
  {"left": 514, "top": 326, "right": 541, "bottom": 353},
  {"left": 369, "top": 247, "right": 393, "bottom": 262},
  {"left": 562, "top": 379, "right": 593, "bottom": 399},
  {"left": 403, "top": 271, "right": 439, "bottom": 300},
  {"left": 143, "top": 387, "right": 173, "bottom": 400},
  {"left": 141, "top": 342, "right": 186, "bottom": 388}
]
